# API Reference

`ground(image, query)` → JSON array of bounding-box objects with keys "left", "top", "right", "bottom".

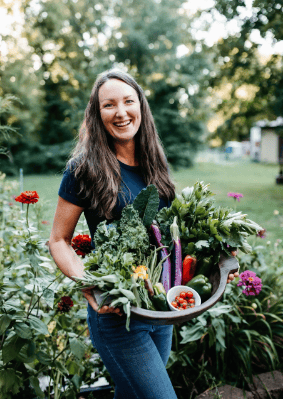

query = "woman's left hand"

[{"left": 227, "top": 250, "right": 239, "bottom": 284}]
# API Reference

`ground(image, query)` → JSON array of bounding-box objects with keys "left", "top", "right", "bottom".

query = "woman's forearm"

[{"left": 48, "top": 239, "right": 85, "bottom": 282}]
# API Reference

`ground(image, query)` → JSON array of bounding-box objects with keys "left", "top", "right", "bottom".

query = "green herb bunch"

[
  {"left": 156, "top": 181, "right": 262, "bottom": 270},
  {"left": 75, "top": 204, "right": 152, "bottom": 331}
]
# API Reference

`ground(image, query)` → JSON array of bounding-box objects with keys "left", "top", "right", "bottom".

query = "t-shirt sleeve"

[{"left": 58, "top": 167, "right": 90, "bottom": 208}]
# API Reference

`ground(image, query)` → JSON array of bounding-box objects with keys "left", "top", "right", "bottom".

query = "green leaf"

[
  {"left": 29, "top": 376, "right": 45, "bottom": 398},
  {"left": 42, "top": 288, "right": 55, "bottom": 309},
  {"left": 0, "top": 314, "right": 12, "bottom": 334},
  {"left": 211, "top": 318, "right": 226, "bottom": 349},
  {"left": 54, "top": 360, "right": 69, "bottom": 375},
  {"left": 132, "top": 184, "right": 160, "bottom": 227},
  {"left": 69, "top": 338, "right": 86, "bottom": 360},
  {"left": 207, "top": 304, "right": 233, "bottom": 317},
  {"left": 14, "top": 322, "right": 32, "bottom": 339},
  {"left": 0, "top": 369, "right": 22, "bottom": 395},
  {"left": 36, "top": 351, "right": 52, "bottom": 365},
  {"left": 16, "top": 341, "right": 36, "bottom": 363},
  {"left": 179, "top": 322, "right": 206, "bottom": 344},
  {"left": 166, "top": 350, "right": 179, "bottom": 369},
  {"left": 195, "top": 240, "right": 210, "bottom": 249},
  {"left": 28, "top": 316, "right": 49, "bottom": 335},
  {"left": 71, "top": 374, "right": 82, "bottom": 391},
  {"left": 2, "top": 333, "right": 26, "bottom": 363},
  {"left": 66, "top": 359, "right": 84, "bottom": 375}
]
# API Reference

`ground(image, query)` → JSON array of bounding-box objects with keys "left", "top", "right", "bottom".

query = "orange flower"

[
  {"left": 131, "top": 265, "right": 148, "bottom": 280},
  {"left": 15, "top": 191, "right": 39, "bottom": 204}
]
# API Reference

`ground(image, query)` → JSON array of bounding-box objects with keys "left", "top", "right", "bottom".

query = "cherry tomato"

[
  {"left": 180, "top": 292, "right": 187, "bottom": 299},
  {"left": 178, "top": 297, "right": 185, "bottom": 304},
  {"left": 186, "top": 291, "right": 194, "bottom": 299},
  {"left": 175, "top": 296, "right": 181, "bottom": 303},
  {"left": 181, "top": 303, "right": 187, "bottom": 309},
  {"left": 190, "top": 305, "right": 195, "bottom": 308},
  {"left": 171, "top": 301, "right": 178, "bottom": 308},
  {"left": 188, "top": 298, "right": 195, "bottom": 304}
]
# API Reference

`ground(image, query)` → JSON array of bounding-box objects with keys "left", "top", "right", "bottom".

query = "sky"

[{"left": 1, "top": 0, "right": 283, "bottom": 57}]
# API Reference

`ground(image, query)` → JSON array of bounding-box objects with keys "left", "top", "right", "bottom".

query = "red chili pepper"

[{"left": 181, "top": 255, "right": 197, "bottom": 285}]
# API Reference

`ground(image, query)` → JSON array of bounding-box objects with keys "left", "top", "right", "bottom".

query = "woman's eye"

[
  {"left": 126, "top": 100, "right": 133, "bottom": 103},
  {"left": 104, "top": 104, "right": 112, "bottom": 108}
]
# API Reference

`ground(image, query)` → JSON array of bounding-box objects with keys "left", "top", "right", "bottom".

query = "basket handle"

[{"left": 193, "top": 255, "right": 239, "bottom": 308}]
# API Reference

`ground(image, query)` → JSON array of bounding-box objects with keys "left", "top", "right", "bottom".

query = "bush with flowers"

[
  {"left": 0, "top": 172, "right": 112, "bottom": 399},
  {"left": 166, "top": 236, "right": 283, "bottom": 399}
]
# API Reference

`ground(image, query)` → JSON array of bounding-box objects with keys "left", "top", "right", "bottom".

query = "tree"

[
  {"left": 204, "top": 0, "right": 283, "bottom": 143},
  {"left": 1, "top": 0, "right": 215, "bottom": 170}
]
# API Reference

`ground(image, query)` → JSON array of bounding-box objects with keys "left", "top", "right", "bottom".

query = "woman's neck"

[{"left": 115, "top": 140, "right": 139, "bottom": 166}]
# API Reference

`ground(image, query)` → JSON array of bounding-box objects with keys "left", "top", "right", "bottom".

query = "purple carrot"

[
  {"left": 150, "top": 220, "right": 171, "bottom": 293},
  {"left": 170, "top": 216, "right": 183, "bottom": 286}
]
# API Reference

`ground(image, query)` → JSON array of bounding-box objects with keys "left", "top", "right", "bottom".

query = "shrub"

[{"left": 166, "top": 240, "right": 283, "bottom": 398}]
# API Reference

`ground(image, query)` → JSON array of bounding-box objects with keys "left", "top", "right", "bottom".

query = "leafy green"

[
  {"left": 132, "top": 184, "right": 160, "bottom": 227},
  {"left": 76, "top": 203, "right": 152, "bottom": 331},
  {"left": 156, "top": 181, "right": 263, "bottom": 274}
]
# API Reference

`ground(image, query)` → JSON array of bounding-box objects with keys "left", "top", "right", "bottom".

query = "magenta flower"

[
  {"left": 237, "top": 270, "right": 262, "bottom": 296},
  {"left": 228, "top": 192, "right": 244, "bottom": 202}
]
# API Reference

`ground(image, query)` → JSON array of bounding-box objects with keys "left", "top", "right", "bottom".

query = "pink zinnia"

[
  {"left": 227, "top": 192, "right": 244, "bottom": 202},
  {"left": 237, "top": 270, "right": 262, "bottom": 296}
]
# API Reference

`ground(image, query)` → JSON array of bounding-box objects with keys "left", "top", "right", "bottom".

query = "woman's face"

[{"left": 99, "top": 79, "right": 142, "bottom": 143}]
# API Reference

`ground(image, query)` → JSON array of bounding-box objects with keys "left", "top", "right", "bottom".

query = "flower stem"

[{"left": 26, "top": 203, "right": 29, "bottom": 229}]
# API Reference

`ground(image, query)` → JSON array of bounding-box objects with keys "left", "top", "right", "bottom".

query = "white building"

[{"left": 250, "top": 117, "right": 283, "bottom": 164}]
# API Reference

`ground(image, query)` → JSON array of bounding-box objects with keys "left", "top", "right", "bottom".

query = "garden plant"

[{"left": 0, "top": 172, "right": 282, "bottom": 399}]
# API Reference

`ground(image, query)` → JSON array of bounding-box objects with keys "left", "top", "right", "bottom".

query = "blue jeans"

[{"left": 87, "top": 304, "right": 178, "bottom": 399}]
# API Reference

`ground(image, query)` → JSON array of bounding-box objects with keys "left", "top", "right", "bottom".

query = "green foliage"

[
  {"left": 156, "top": 181, "right": 262, "bottom": 275},
  {"left": 0, "top": 140, "right": 74, "bottom": 176},
  {"left": 166, "top": 240, "right": 283, "bottom": 398},
  {"left": 0, "top": 0, "right": 214, "bottom": 171},
  {"left": 0, "top": 173, "right": 111, "bottom": 398}
]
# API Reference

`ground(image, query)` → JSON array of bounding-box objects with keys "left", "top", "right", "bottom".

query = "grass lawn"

[{"left": 8, "top": 161, "right": 283, "bottom": 243}]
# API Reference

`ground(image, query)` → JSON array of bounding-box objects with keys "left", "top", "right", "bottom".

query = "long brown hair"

[{"left": 69, "top": 68, "right": 176, "bottom": 219}]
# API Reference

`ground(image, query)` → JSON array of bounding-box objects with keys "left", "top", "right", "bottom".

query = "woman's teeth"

[{"left": 114, "top": 121, "right": 131, "bottom": 127}]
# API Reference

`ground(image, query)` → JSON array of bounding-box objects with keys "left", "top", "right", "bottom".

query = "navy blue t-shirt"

[{"left": 58, "top": 159, "right": 172, "bottom": 249}]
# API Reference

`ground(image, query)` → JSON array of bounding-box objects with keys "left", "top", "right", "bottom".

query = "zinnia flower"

[
  {"left": 131, "top": 265, "right": 148, "bottom": 280},
  {"left": 237, "top": 270, "right": 262, "bottom": 296},
  {"left": 71, "top": 234, "right": 93, "bottom": 258},
  {"left": 15, "top": 191, "right": 39, "bottom": 204},
  {"left": 227, "top": 192, "right": 244, "bottom": 202},
  {"left": 57, "top": 296, "right": 74, "bottom": 313},
  {"left": 256, "top": 229, "right": 266, "bottom": 238}
]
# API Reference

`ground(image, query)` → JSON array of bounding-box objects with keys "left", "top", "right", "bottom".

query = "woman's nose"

[{"left": 116, "top": 103, "right": 127, "bottom": 117}]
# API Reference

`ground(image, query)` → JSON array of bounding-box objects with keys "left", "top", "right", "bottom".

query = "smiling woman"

[{"left": 48, "top": 68, "right": 178, "bottom": 399}]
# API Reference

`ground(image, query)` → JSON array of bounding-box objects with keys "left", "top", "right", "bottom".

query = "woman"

[{"left": 49, "top": 69, "right": 238, "bottom": 399}]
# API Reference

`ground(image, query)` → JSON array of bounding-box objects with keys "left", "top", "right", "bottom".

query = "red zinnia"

[
  {"left": 57, "top": 296, "right": 74, "bottom": 313},
  {"left": 15, "top": 191, "right": 39, "bottom": 204},
  {"left": 71, "top": 234, "right": 93, "bottom": 258}
]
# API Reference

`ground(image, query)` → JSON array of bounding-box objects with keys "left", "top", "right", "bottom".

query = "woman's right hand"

[{"left": 81, "top": 287, "right": 123, "bottom": 316}]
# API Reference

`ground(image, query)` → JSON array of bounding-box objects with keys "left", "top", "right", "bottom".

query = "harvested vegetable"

[
  {"left": 156, "top": 181, "right": 263, "bottom": 277},
  {"left": 181, "top": 255, "right": 197, "bottom": 285},
  {"left": 186, "top": 274, "right": 212, "bottom": 301},
  {"left": 171, "top": 291, "right": 195, "bottom": 310},
  {"left": 170, "top": 216, "right": 183, "bottom": 287},
  {"left": 150, "top": 221, "right": 172, "bottom": 293},
  {"left": 152, "top": 283, "right": 169, "bottom": 311}
]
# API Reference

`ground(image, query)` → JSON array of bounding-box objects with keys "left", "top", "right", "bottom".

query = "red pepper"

[{"left": 181, "top": 255, "right": 197, "bottom": 285}]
